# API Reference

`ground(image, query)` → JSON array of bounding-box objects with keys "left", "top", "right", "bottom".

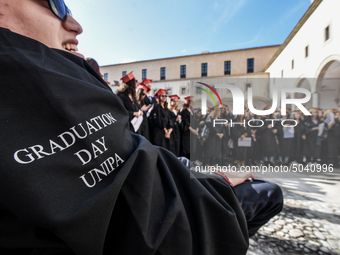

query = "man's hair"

[{"left": 86, "top": 58, "right": 101, "bottom": 75}]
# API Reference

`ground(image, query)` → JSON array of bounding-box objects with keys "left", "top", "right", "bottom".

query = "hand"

[
  {"left": 176, "top": 115, "right": 182, "bottom": 122},
  {"left": 240, "top": 135, "right": 245, "bottom": 140},
  {"left": 268, "top": 124, "right": 273, "bottom": 129},
  {"left": 302, "top": 134, "right": 306, "bottom": 140},
  {"left": 168, "top": 128, "right": 173, "bottom": 135},
  {"left": 272, "top": 129, "right": 278, "bottom": 134},
  {"left": 140, "top": 105, "right": 149, "bottom": 111},
  {"left": 226, "top": 172, "right": 255, "bottom": 187},
  {"left": 133, "top": 112, "right": 140, "bottom": 117},
  {"left": 165, "top": 129, "right": 170, "bottom": 139}
]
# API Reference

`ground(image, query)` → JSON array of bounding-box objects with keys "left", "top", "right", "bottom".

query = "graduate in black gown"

[
  {"left": 303, "top": 108, "right": 322, "bottom": 164},
  {"left": 0, "top": 2, "right": 283, "bottom": 253},
  {"left": 291, "top": 110, "right": 305, "bottom": 164},
  {"left": 150, "top": 89, "right": 173, "bottom": 151},
  {"left": 180, "top": 97, "right": 197, "bottom": 159},
  {"left": 117, "top": 72, "right": 141, "bottom": 133},
  {"left": 276, "top": 113, "right": 294, "bottom": 165},
  {"left": 257, "top": 111, "right": 280, "bottom": 165},
  {"left": 202, "top": 107, "right": 224, "bottom": 165},
  {"left": 168, "top": 95, "right": 182, "bottom": 156},
  {"left": 321, "top": 109, "right": 340, "bottom": 166},
  {"left": 142, "top": 79, "right": 157, "bottom": 143},
  {"left": 136, "top": 83, "right": 153, "bottom": 141},
  {"left": 231, "top": 115, "right": 251, "bottom": 167}
]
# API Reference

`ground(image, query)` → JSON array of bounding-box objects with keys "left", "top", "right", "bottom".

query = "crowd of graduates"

[
  {"left": 190, "top": 105, "right": 340, "bottom": 168},
  {"left": 115, "top": 72, "right": 192, "bottom": 158},
  {"left": 115, "top": 71, "right": 340, "bottom": 168}
]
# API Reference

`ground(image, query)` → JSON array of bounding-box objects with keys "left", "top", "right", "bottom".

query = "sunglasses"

[
  {"left": 160, "top": 95, "right": 168, "bottom": 98},
  {"left": 46, "top": 0, "right": 72, "bottom": 21}
]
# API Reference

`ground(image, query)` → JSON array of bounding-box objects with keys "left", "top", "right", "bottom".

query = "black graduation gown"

[
  {"left": 276, "top": 121, "right": 294, "bottom": 158},
  {"left": 303, "top": 118, "right": 321, "bottom": 158},
  {"left": 138, "top": 99, "right": 150, "bottom": 141},
  {"left": 292, "top": 121, "right": 304, "bottom": 160},
  {"left": 139, "top": 111, "right": 150, "bottom": 141},
  {"left": 117, "top": 92, "right": 140, "bottom": 134},
  {"left": 203, "top": 117, "right": 224, "bottom": 158},
  {"left": 257, "top": 118, "right": 280, "bottom": 158},
  {"left": 248, "top": 119, "right": 262, "bottom": 162},
  {"left": 145, "top": 95, "right": 157, "bottom": 142},
  {"left": 322, "top": 118, "right": 340, "bottom": 164},
  {"left": 180, "top": 109, "right": 192, "bottom": 156},
  {"left": 150, "top": 104, "right": 173, "bottom": 151},
  {"left": 231, "top": 124, "right": 250, "bottom": 162},
  {"left": 0, "top": 28, "right": 248, "bottom": 255},
  {"left": 221, "top": 116, "right": 232, "bottom": 160},
  {"left": 169, "top": 110, "right": 182, "bottom": 156}
]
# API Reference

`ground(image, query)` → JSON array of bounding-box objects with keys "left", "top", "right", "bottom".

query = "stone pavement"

[{"left": 246, "top": 168, "right": 340, "bottom": 255}]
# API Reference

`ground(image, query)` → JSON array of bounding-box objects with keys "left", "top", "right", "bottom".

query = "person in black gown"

[
  {"left": 168, "top": 95, "right": 182, "bottom": 156},
  {"left": 117, "top": 72, "right": 142, "bottom": 133},
  {"left": 136, "top": 83, "right": 152, "bottom": 141},
  {"left": 150, "top": 89, "right": 173, "bottom": 151}
]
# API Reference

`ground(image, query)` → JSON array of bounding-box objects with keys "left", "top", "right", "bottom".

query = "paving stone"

[
  {"left": 319, "top": 240, "right": 331, "bottom": 248},
  {"left": 305, "top": 243, "right": 318, "bottom": 251},
  {"left": 327, "top": 239, "right": 339, "bottom": 249},
  {"left": 308, "top": 240, "right": 320, "bottom": 247},
  {"left": 304, "top": 247, "right": 311, "bottom": 253},
  {"left": 313, "top": 222, "right": 322, "bottom": 228},
  {"left": 319, "top": 247, "right": 330, "bottom": 253},
  {"left": 314, "top": 231, "right": 326, "bottom": 240},
  {"left": 290, "top": 229, "right": 304, "bottom": 238},
  {"left": 276, "top": 220, "right": 286, "bottom": 226},
  {"left": 276, "top": 231, "right": 285, "bottom": 238}
]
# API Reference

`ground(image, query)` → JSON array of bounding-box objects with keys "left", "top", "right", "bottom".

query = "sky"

[{"left": 66, "top": 0, "right": 311, "bottom": 66}]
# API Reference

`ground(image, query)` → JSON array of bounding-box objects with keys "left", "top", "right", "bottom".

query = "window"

[
  {"left": 196, "top": 87, "right": 201, "bottom": 94},
  {"left": 201, "top": 63, "right": 207, "bottom": 77},
  {"left": 281, "top": 70, "right": 284, "bottom": 78},
  {"left": 224, "top": 61, "right": 231, "bottom": 75},
  {"left": 142, "top": 69, "right": 147, "bottom": 79},
  {"left": 153, "top": 89, "right": 157, "bottom": 96},
  {"left": 325, "top": 26, "right": 330, "bottom": 41},
  {"left": 247, "top": 58, "right": 254, "bottom": 73},
  {"left": 104, "top": 73, "right": 108, "bottom": 81},
  {"left": 182, "top": 88, "right": 186, "bottom": 94},
  {"left": 305, "top": 46, "right": 309, "bottom": 58},
  {"left": 180, "top": 65, "right": 186, "bottom": 79},
  {"left": 167, "top": 89, "right": 171, "bottom": 94},
  {"left": 292, "top": 60, "right": 294, "bottom": 69},
  {"left": 160, "top": 67, "right": 166, "bottom": 80},
  {"left": 246, "top": 84, "right": 251, "bottom": 91},
  {"left": 122, "top": 71, "right": 127, "bottom": 77}
]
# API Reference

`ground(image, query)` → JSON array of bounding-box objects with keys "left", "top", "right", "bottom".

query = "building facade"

[
  {"left": 100, "top": 46, "right": 280, "bottom": 109},
  {"left": 266, "top": 0, "right": 340, "bottom": 110}
]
